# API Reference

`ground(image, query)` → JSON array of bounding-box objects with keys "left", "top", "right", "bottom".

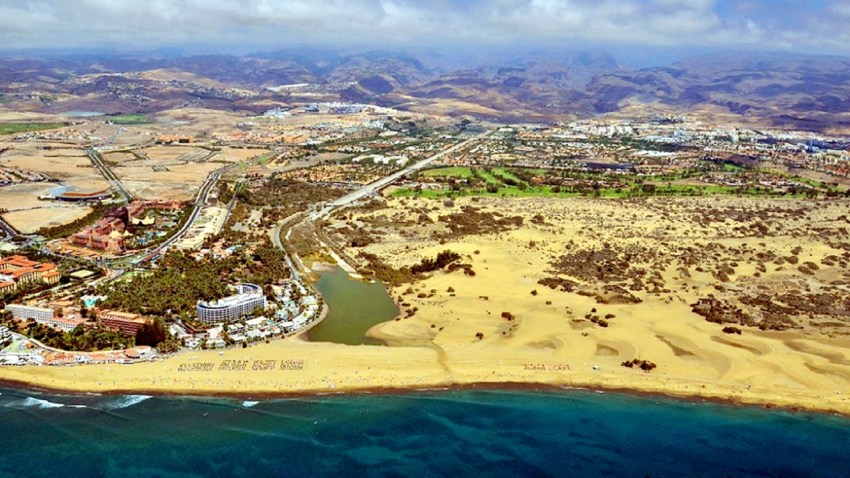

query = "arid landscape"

[
  {"left": 316, "top": 195, "right": 850, "bottom": 412},
  {"left": 3, "top": 1, "right": 850, "bottom": 475}
]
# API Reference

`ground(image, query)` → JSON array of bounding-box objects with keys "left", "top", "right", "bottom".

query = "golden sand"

[{"left": 3, "top": 196, "right": 850, "bottom": 415}]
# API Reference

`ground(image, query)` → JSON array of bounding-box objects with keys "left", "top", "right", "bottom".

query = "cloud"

[{"left": 0, "top": 0, "right": 847, "bottom": 56}]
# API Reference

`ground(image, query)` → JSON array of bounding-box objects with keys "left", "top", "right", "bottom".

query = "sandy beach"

[
  {"left": 3, "top": 195, "right": 850, "bottom": 415},
  {"left": 1, "top": 335, "right": 848, "bottom": 415}
]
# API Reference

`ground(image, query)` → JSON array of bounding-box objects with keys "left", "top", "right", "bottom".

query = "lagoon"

[{"left": 306, "top": 266, "right": 398, "bottom": 345}]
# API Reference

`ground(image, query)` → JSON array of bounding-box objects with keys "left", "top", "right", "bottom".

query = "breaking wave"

[
  {"left": 20, "top": 397, "right": 65, "bottom": 409},
  {"left": 99, "top": 395, "right": 152, "bottom": 410}
]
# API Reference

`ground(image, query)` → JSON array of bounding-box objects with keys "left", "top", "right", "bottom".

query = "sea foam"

[
  {"left": 21, "top": 397, "right": 65, "bottom": 409},
  {"left": 99, "top": 395, "right": 152, "bottom": 410}
]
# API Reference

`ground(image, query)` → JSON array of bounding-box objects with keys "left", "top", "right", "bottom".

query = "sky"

[{"left": 1, "top": 0, "right": 849, "bottom": 59}]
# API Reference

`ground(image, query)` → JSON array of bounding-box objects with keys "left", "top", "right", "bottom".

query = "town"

[{"left": 1, "top": 103, "right": 849, "bottom": 368}]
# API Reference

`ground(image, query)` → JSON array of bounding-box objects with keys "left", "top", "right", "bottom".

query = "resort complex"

[{"left": 0, "top": 255, "right": 61, "bottom": 292}]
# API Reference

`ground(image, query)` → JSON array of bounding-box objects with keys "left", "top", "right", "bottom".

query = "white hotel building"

[
  {"left": 196, "top": 283, "right": 266, "bottom": 324},
  {"left": 5, "top": 304, "right": 54, "bottom": 323}
]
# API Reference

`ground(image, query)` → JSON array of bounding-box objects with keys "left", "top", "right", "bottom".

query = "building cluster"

[
  {"left": 210, "top": 103, "right": 426, "bottom": 147},
  {"left": 4, "top": 303, "right": 86, "bottom": 332},
  {"left": 278, "top": 163, "right": 386, "bottom": 187},
  {"left": 428, "top": 119, "right": 850, "bottom": 183},
  {"left": 169, "top": 280, "right": 319, "bottom": 349},
  {"left": 0, "top": 255, "right": 61, "bottom": 294},
  {"left": 3, "top": 301, "right": 147, "bottom": 336},
  {"left": 0, "top": 165, "right": 50, "bottom": 187},
  {"left": 0, "top": 339, "right": 155, "bottom": 366},
  {"left": 69, "top": 200, "right": 183, "bottom": 253}
]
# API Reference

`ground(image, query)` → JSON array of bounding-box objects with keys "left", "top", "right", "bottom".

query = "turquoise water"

[
  {"left": 307, "top": 266, "right": 399, "bottom": 345},
  {"left": 0, "top": 386, "right": 848, "bottom": 477},
  {"left": 62, "top": 111, "right": 105, "bottom": 117}
]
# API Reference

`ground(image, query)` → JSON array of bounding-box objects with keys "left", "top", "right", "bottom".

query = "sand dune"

[{"left": 3, "top": 196, "right": 850, "bottom": 415}]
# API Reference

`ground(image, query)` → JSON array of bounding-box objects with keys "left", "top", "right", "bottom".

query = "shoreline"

[
  {"left": 1, "top": 364, "right": 847, "bottom": 418},
  {"left": 0, "top": 375, "right": 843, "bottom": 419}
]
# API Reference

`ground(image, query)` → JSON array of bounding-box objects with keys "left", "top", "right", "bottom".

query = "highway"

[
  {"left": 310, "top": 130, "right": 490, "bottom": 220},
  {"left": 86, "top": 147, "right": 133, "bottom": 202},
  {"left": 0, "top": 216, "right": 18, "bottom": 240},
  {"left": 114, "top": 162, "right": 236, "bottom": 267},
  {"left": 268, "top": 131, "right": 490, "bottom": 277}
]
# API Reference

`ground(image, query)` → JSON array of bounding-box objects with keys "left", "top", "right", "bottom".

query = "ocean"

[{"left": 0, "top": 386, "right": 848, "bottom": 477}]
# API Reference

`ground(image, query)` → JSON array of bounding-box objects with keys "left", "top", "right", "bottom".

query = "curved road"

[
  {"left": 112, "top": 162, "right": 236, "bottom": 267},
  {"left": 272, "top": 131, "right": 490, "bottom": 276},
  {"left": 310, "top": 130, "right": 490, "bottom": 220}
]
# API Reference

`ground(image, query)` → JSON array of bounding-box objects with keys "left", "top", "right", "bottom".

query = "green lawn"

[
  {"left": 420, "top": 167, "right": 507, "bottom": 185},
  {"left": 393, "top": 184, "right": 806, "bottom": 200},
  {"left": 722, "top": 163, "right": 749, "bottom": 172},
  {"left": 0, "top": 122, "right": 67, "bottom": 135},
  {"left": 476, "top": 169, "right": 503, "bottom": 185},
  {"left": 420, "top": 167, "right": 476, "bottom": 179},
  {"left": 255, "top": 154, "right": 276, "bottom": 166},
  {"left": 107, "top": 114, "right": 149, "bottom": 124},
  {"left": 490, "top": 168, "right": 525, "bottom": 183}
]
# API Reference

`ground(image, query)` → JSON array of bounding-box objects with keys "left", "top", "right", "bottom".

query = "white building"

[
  {"left": 196, "top": 283, "right": 266, "bottom": 324},
  {"left": 5, "top": 304, "right": 54, "bottom": 323}
]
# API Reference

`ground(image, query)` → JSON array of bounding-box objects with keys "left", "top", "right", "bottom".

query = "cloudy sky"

[{"left": 1, "top": 0, "right": 849, "bottom": 57}]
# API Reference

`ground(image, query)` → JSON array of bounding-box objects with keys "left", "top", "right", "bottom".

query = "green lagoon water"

[{"left": 306, "top": 266, "right": 398, "bottom": 345}]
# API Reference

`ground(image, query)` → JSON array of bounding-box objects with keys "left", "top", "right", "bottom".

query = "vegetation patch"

[
  {"left": 100, "top": 246, "right": 288, "bottom": 319},
  {"left": 0, "top": 122, "right": 67, "bottom": 135},
  {"left": 107, "top": 114, "right": 149, "bottom": 124},
  {"left": 621, "top": 358, "right": 657, "bottom": 372}
]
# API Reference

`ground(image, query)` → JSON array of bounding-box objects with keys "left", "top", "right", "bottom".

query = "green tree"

[{"left": 135, "top": 318, "right": 168, "bottom": 347}]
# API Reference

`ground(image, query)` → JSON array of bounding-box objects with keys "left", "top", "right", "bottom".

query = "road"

[
  {"left": 270, "top": 214, "right": 305, "bottom": 280},
  {"left": 310, "top": 131, "right": 490, "bottom": 220},
  {"left": 86, "top": 147, "right": 133, "bottom": 202},
  {"left": 111, "top": 162, "right": 236, "bottom": 267},
  {"left": 0, "top": 216, "right": 18, "bottom": 240},
  {"left": 269, "top": 131, "right": 490, "bottom": 276}
]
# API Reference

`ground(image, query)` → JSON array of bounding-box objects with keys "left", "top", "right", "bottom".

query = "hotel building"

[
  {"left": 0, "top": 255, "right": 61, "bottom": 290},
  {"left": 196, "top": 283, "right": 266, "bottom": 324},
  {"left": 4, "top": 304, "right": 86, "bottom": 332},
  {"left": 98, "top": 309, "right": 147, "bottom": 336},
  {"left": 5, "top": 303, "right": 56, "bottom": 323}
]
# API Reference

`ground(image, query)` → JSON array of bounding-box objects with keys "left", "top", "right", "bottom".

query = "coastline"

[
  {"left": 1, "top": 339, "right": 848, "bottom": 417},
  {"left": 5, "top": 197, "right": 850, "bottom": 420},
  {"left": 0, "top": 372, "right": 843, "bottom": 418}
]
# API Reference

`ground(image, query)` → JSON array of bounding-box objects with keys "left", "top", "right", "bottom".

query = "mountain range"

[{"left": 1, "top": 49, "right": 848, "bottom": 130}]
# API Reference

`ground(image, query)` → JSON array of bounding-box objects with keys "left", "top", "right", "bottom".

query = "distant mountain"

[
  {"left": 0, "top": 50, "right": 848, "bottom": 130},
  {"left": 585, "top": 52, "right": 850, "bottom": 129}
]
